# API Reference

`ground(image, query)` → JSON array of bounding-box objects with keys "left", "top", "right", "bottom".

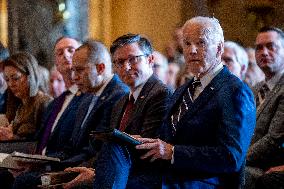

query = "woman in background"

[{"left": 0, "top": 52, "right": 52, "bottom": 140}]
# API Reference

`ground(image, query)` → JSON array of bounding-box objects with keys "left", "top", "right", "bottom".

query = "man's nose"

[{"left": 189, "top": 44, "right": 198, "bottom": 54}]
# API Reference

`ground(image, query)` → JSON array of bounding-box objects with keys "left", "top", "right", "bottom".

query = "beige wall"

[
  {"left": 0, "top": 0, "right": 8, "bottom": 46},
  {"left": 89, "top": 0, "right": 182, "bottom": 53},
  {"left": 89, "top": 0, "right": 284, "bottom": 51}
]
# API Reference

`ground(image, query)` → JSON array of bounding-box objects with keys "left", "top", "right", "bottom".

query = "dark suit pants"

[{"left": 255, "top": 171, "right": 284, "bottom": 189}]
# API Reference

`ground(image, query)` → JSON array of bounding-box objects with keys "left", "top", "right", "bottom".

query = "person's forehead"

[
  {"left": 183, "top": 22, "right": 207, "bottom": 34},
  {"left": 73, "top": 49, "right": 89, "bottom": 65},
  {"left": 223, "top": 47, "right": 235, "bottom": 56},
  {"left": 55, "top": 38, "right": 79, "bottom": 51},
  {"left": 256, "top": 31, "right": 280, "bottom": 44}
]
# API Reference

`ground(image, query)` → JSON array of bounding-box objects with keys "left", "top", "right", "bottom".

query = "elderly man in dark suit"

[
  {"left": 93, "top": 33, "right": 171, "bottom": 189},
  {"left": 245, "top": 27, "right": 284, "bottom": 189},
  {"left": 136, "top": 16, "right": 256, "bottom": 189}
]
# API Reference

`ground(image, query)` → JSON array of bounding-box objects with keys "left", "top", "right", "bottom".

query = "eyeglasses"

[
  {"left": 5, "top": 73, "right": 25, "bottom": 83},
  {"left": 113, "top": 54, "right": 148, "bottom": 68}
]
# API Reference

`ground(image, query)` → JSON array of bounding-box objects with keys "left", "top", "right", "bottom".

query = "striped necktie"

[{"left": 171, "top": 79, "right": 201, "bottom": 135}]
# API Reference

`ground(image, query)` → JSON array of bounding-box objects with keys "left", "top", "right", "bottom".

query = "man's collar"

[
  {"left": 95, "top": 74, "right": 114, "bottom": 96},
  {"left": 68, "top": 85, "right": 78, "bottom": 95},
  {"left": 195, "top": 63, "right": 223, "bottom": 89},
  {"left": 266, "top": 70, "right": 284, "bottom": 90}
]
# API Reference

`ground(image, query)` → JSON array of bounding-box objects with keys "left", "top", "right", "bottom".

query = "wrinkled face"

[
  {"left": 183, "top": 24, "right": 221, "bottom": 78},
  {"left": 4, "top": 66, "right": 29, "bottom": 99},
  {"left": 72, "top": 48, "right": 102, "bottom": 93},
  {"left": 49, "top": 69, "right": 66, "bottom": 97},
  {"left": 222, "top": 47, "right": 242, "bottom": 79},
  {"left": 54, "top": 38, "right": 80, "bottom": 83},
  {"left": 112, "top": 43, "right": 153, "bottom": 89},
  {"left": 255, "top": 31, "right": 284, "bottom": 76}
]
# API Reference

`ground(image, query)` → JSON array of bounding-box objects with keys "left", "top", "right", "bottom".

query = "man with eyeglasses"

[{"left": 93, "top": 33, "right": 171, "bottom": 189}]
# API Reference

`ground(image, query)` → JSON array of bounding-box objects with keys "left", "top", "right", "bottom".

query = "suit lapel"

[
  {"left": 124, "top": 75, "right": 157, "bottom": 131},
  {"left": 79, "top": 75, "right": 119, "bottom": 131},
  {"left": 71, "top": 95, "right": 93, "bottom": 144},
  {"left": 50, "top": 93, "right": 82, "bottom": 138},
  {"left": 256, "top": 75, "right": 284, "bottom": 119},
  {"left": 177, "top": 68, "right": 229, "bottom": 127}
]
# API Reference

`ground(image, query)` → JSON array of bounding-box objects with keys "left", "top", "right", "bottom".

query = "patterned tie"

[
  {"left": 256, "top": 83, "right": 270, "bottom": 107},
  {"left": 171, "top": 79, "right": 201, "bottom": 135},
  {"left": 36, "top": 90, "right": 70, "bottom": 154},
  {"left": 119, "top": 95, "right": 135, "bottom": 132}
]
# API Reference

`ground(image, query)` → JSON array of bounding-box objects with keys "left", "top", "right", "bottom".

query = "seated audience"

[
  {"left": 93, "top": 33, "right": 171, "bottom": 188},
  {"left": 0, "top": 52, "right": 52, "bottom": 140},
  {"left": 245, "top": 47, "right": 265, "bottom": 87},
  {"left": 0, "top": 43, "right": 9, "bottom": 114},
  {"left": 10, "top": 36, "right": 86, "bottom": 189},
  {"left": 152, "top": 51, "right": 168, "bottom": 84},
  {"left": 61, "top": 39, "right": 129, "bottom": 189},
  {"left": 222, "top": 41, "right": 248, "bottom": 80},
  {"left": 245, "top": 27, "right": 284, "bottom": 189},
  {"left": 49, "top": 66, "right": 66, "bottom": 98},
  {"left": 166, "top": 61, "right": 181, "bottom": 90},
  {"left": 38, "top": 65, "right": 50, "bottom": 94},
  {"left": 134, "top": 16, "right": 255, "bottom": 189}
]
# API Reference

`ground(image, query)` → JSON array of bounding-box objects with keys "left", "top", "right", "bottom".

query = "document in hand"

[
  {"left": 0, "top": 151, "right": 60, "bottom": 169},
  {"left": 92, "top": 129, "right": 142, "bottom": 146}
]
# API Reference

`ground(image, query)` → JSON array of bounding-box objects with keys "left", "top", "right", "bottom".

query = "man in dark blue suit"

[
  {"left": 58, "top": 40, "right": 129, "bottom": 188},
  {"left": 136, "top": 16, "right": 256, "bottom": 189}
]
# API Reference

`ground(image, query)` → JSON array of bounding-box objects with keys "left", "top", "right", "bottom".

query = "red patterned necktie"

[{"left": 119, "top": 95, "right": 135, "bottom": 132}]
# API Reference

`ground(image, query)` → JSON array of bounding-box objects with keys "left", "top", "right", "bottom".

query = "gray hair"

[
  {"left": 183, "top": 16, "right": 224, "bottom": 45},
  {"left": 76, "top": 40, "right": 112, "bottom": 75},
  {"left": 224, "top": 41, "right": 249, "bottom": 72}
]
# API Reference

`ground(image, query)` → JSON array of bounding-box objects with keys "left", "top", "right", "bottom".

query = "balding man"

[
  {"left": 222, "top": 41, "right": 249, "bottom": 80},
  {"left": 136, "top": 16, "right": 256, "bottom": 188}
]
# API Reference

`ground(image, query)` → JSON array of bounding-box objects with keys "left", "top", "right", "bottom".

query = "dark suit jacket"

[
  {"left": 0, "top": 90, "right": 7, "bottom": 114},
  {"left": 36, "top": 90, "right": 86, "bottom": 158},
  {"left": 59, "top": 74, "right": 129, "bottom": 167},
  {"left": 247, "top": 74, "right": 284, "bottom": 169},
  {"left": 162, "top": 67, "right": 256, "bottom": 188},
  {"left": 110, "top": 74, "right": 171, "bottom": 174}
]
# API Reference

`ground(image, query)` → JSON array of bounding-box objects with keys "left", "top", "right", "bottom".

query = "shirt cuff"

[{"left": 171, "top": 146, "right": 175, "bottom": 164}]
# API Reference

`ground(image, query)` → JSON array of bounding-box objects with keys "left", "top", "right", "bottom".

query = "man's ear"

[
  {"left": 217, "top": 42, "right": 224, "bottom": 58},
  {"left": 147, "top": 54, "right": 154, "bottom": 66},
  {"left": 96, "top": 63, "right": 105, "bottom": 75}
]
